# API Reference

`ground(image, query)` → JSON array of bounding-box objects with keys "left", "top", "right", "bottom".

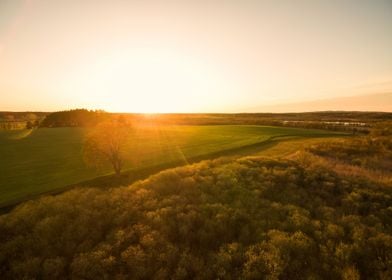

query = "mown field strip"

[{"left": 0, "top": 125, "right": 345, "bottom": 208}]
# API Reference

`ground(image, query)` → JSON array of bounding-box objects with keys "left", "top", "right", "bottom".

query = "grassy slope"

[{"left": 0, "top": 125, "right": 343, "bottom": 207}]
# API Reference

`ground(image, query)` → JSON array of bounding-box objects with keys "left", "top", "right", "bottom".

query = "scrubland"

[{"left": 1, "top": 130, "right": 391, "bottom": 279}]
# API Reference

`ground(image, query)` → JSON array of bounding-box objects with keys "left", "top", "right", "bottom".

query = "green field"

[{"left": 0, "top": 125, "right": 343, "bottom": 207}]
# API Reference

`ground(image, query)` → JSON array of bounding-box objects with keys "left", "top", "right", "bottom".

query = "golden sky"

[{"left": 0, "top": 0, "right": 391, "bottom": 112}]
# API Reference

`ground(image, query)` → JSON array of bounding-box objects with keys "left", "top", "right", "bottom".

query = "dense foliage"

[
  {"left": 40, "top": 109, "right": 109, "bottom": 127},
  {"left": 1, "top": 152, "right": 391, "bottom": 279}
]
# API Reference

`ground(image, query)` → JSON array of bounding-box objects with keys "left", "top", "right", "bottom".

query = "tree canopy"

[
  {"left": 40, "top": 109, "right": 109, "bottom": 127},
  {"left": 83, "top": 121, "right": 131, "bottom": 176},
  {"left": 1, "top": 135, "right": 391, "bottom": 279}
]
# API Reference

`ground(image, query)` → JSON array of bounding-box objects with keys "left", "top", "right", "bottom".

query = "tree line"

[
  {"left": 35, "top": 109, "right": 392, "bottom": 133},
  {"left": 39, "top": 109, "right": 110, "bottom": 127}
]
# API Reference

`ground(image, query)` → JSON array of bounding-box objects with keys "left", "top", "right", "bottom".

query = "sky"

[{"left": 0, "top": 0, "right": 391, "bottom": 113}]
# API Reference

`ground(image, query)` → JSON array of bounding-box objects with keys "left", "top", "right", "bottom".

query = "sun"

[{"left": 67, "top": 49, "right": 225, "bottom": 113}]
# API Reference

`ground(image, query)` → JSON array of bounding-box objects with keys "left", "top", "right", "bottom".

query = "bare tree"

[{"left": 83, "top": 121, "right": 131, "bottom": 176}]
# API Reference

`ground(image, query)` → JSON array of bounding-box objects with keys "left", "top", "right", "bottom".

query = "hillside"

[{"left": 0, "top": 135, "right": 391, "bottom": 279}]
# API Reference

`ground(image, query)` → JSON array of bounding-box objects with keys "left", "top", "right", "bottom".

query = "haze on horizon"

[{"left": 0, "top": 0, "right": 392, "bottom": 113}]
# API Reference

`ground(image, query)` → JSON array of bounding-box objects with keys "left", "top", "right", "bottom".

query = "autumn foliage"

[{"left": 1, "top": 136, "right": 391, "bottom": 279}]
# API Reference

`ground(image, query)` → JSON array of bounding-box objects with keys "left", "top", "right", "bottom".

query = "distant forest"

[
  {"left": 39, "top": 109, "right": 110, "bottom": 127},
  {"left": 2, "top": 109, "right": 392, "bottom": 132}
]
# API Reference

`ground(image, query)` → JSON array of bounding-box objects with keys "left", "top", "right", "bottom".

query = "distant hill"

[{"left": 250, "top": 92, "right": 392, "bottom": 113}]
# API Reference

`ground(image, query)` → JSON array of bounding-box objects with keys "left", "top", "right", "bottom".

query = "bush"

[{"left": 1, "top": 154, "right": 391, "bottom": 279}]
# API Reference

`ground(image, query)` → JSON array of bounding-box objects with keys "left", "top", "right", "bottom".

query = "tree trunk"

[{"left": 112, "top": 159, "right": 122, "bottom": 177}]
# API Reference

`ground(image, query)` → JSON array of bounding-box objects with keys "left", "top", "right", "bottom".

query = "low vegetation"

[
  {"left": 0, "top": 133, "right": 391, "bottom": 279},
  {"left": 1, "top": 113, "right": 390, "bottom": 279},
  {"left": 303, "top": 125, "right": 392, "bottom": 185}
]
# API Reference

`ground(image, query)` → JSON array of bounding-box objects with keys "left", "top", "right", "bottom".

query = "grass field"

[{"left": 0, "top": 125, "right": 344, "bottom": 207}]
